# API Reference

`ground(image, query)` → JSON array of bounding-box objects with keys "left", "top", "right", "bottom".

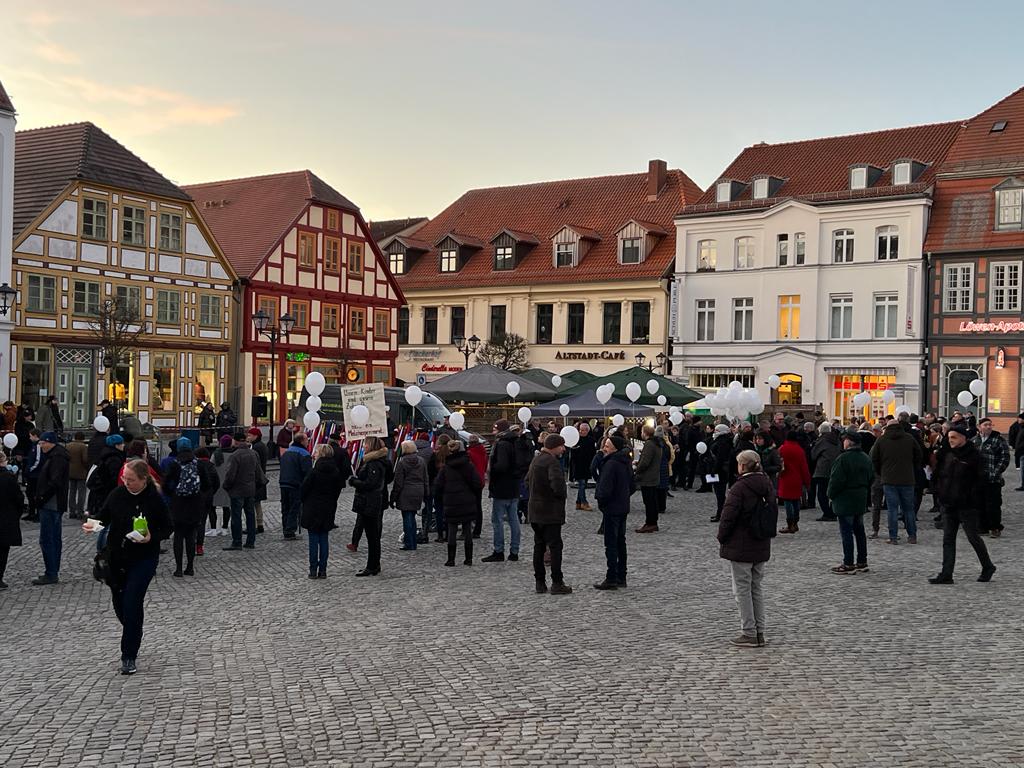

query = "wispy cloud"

[{"left": 33, "top": 41, "right": 79, "bottom": 64}]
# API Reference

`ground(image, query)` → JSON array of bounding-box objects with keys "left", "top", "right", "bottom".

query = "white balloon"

[
  {"left": 750, "top": 402, "right": 766, "bottom": 416},
  {"left": 669, "top": 405, "right": 681, "bottom": 413},
  {"left": 305, "top": 395, "right": 322, "bottom": 413},
  {"left": 669, "top": 412, "right": 683, "bottom": 425},
  {"left": 506, "top": 381, "right": 521, "bottom": 399},
  {"left": 646, "top": 379, "right": 660, "bottom": 395},
  {"left": 957, "top": 390, "right": 975, "bottom": 408},
  {"left": 852, "top": 392, "right": 870, "bottom": 409},
  {"left": 559, "top": 404, "right": 570, "bottom": 417},
  {"left": 729, "top": 380, "right": 743, "bottom": 390},
  {"left": 517, "top": 406, "right": 532, "bottom": 424},
  {"left": 404, "top": 385, "right": 423, "bottom": 407},
  {"left": 448, "top": 412, "right": 465, "bottom": 431},
  {"left": 350, "top": 405, "right": 370, "bottom": 428},
  {"left": 767, "top": 375, "right": 781, "bottom": 390},
  {"left": 596, "top": 387, "right": 612, "bottom": 405},
  {"left": 625, "top": 382, "right": 642, "bottom": 402},
  {"left": 303, "top": 411, "right": 321, "bottom": 430},
  {"left": 560, "top": 425, "right": 580, "bottom": 448},
  {"left": 969, "top": 379, "right": 986, "bottom": 397},
  {"left": 881, "top": 389, "right": 895, "bottom": 404},
  {"left": 3, "top": 433, "right": 18, "bottom": 450},
  {"left": 696, "top": 441, "right": 708, "bottom": 454},
  {"left": 304, "top": 371, "right": 326, "bottom": 397},
  {"left": 710, "top": 407, "right": 725, "bottom": 416},
  {"left": 604, "top": 383, "right": 616, "bottom": 396},
  {"left": 93, "top": 415, "right": 110, "bottom": 433},
  {"left": 657, "top": 395, "right": 667, "bottom": 406},
  {"left": 611, "top": 414, "right": 625, "bottom": 427},
  {"left": 551, "top": 375, "right": 562, "bottom": 388},
  {"left": 894, "top": 405, "right": 911, "bottom": 416}
]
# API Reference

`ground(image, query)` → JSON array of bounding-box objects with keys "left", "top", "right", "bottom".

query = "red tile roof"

[
  {"left": 683, "top": 121, "right": 963, "bottom": 216},
  {"left": 183, "top": 170, "right": 360, "bottom": 277},
  {"left": 0, "top": 79, "right": 14, "bottom": 113},
  {"left": 939, "top": 86, "right": 1024, "bottom": 174},
  {"left": 368, "top": 217, "right": 427, "bottom": 242},
  {"left": 395, "top": 166, "right": 702, "bottom": 290},
  {"left": 13, "top": 122, "right": 191, "bottom": 237}
]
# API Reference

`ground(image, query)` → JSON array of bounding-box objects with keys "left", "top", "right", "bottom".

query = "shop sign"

[
  {"left": 421, "top": 363, "right": 462, "bottom": 373},
  {"left": 286, "top": 352, "right": 311, "bottom": 362},
  {"left": 403, "top": 348, "right": 442, "bottom": 361},
  {"left": 958, "top": 320, "right": 1024, "bottom": 333},
  {"left": 996, "top": 347, "right": 1006, "bottom": 369},
  {"left": 554, "top": 350, "right": 626, "bottom": 361}
]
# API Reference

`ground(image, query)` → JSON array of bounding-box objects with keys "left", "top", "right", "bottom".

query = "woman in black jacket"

[
  {"left": 92, "top": 459, "right": 171, "bottom": 675},
  {"left": 163, "top": 438, "right": 209, "bottom": 577},
  {"left": 349, "top": 438, "right": 390, "bottom": 577},
  {"left": 301, "top": 445, "right": 344, "bottom": 579},
  {"left": 434, "top": 440, "right": 482, "bottom": 567},
  {"left": 593, "top": 435, "right": 632, "bottom": 590},
  {"left": 0, "top": 451, "right": 25, "bottom": 588}
]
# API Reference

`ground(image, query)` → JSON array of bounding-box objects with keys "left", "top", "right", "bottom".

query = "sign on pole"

[{"left": 340, "top": 383, "right": 388, "bottom": 440}]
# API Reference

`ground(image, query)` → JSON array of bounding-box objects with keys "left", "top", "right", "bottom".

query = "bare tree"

[
  {"left": 87, "top": 297, "right": 147, "bottom": 372},
  {"left": 475, "top": 332, "right": 530, "bottom": 372}
]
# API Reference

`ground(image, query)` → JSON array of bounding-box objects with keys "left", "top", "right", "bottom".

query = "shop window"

[
  {"left": 943, "top": 363, "right": 983, "bottom": 417},
  {"left": 152, "top": 353, "right": 175, "bottom": 412},
  {"left": 689, "top": 372, "right": 754, "bottom": 389},
  {"left": 193, "top": 355, "right": 218, "bottom": 409},
  {"left": 21, "top": 347, "right": 51, "bottom": 410},
  {"left": 286, "top": 364, "right": 308, "bottom": 411},
  {"left": 372, "top": 367, "right": 391, "bottom": 384}
]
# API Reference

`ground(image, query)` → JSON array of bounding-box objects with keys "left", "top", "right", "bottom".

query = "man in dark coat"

[
  {"left": 483, "top": 420, "right": 524, "bottom": 563},
  {"left": 593, "top": 434, "right": 632, "bottom": 590},
  {"left": 88, "top": 434, "right": 125, "bottom": 517},
  {"left": 215, "top": 402, "right": 238, "bottom": 439},
  {"left": 707, "top": 424, "right": 734, "bottom": 522},
  {"left": 686, "top": 416, "right": 704, "bottom": 490},
  {"left": 526, "top": 434, "right": 571, "bottom": 594},
  {"left": 221, "top": 432, "right": 266, "bottom": 551},
  {"left": 99, "top": 399, "right": 119, "bottom": 435},
  {"left": 634, "top": 425, "right": 663, "bottom": 533},
  {"left": 246, "top": 428, "right": 269, "bottom": 534},
  {"left": 279, "top": 433, "right": 312, "bottom": 540},
  {"left": 870, "top": 421, "right": 923, "bottom": 544},
  {"left": 827, "top": 432, "right": 874, "bottom": 573},
  {"left": 972, "top": 418, "right": 1010, "bottom": 537},
  {"left": 569, "top": 422, "right": 597, "bottom": 511},
  {"left": 33, "top": 432, "right": 70, "bottom": 585}
]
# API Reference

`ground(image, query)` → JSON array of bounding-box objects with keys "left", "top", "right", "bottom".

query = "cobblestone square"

[{"left": 2, "top": 476, "right": 1023, "bottom": 767}]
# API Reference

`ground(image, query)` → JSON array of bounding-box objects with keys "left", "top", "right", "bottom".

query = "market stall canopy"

[
  {"left": 558, "top": 367, "right": 702, "bottom": 406},
  {"left": 562, "top": 369, "right": 598, "bottom": 386},
  {"left": 517, "top": 368, "right": 573, "bottom": 393},
  {"left": 422, "top": 364, "right": 556, "bottom": 404},
  {"left": 530, "top": 390, "right": 654, "bottom": 419}
]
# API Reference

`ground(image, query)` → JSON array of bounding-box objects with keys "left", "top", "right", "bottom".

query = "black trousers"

[
  {"left": 351, "top": 516, "right": 365, "bottom": 547},
  {"left": 172, "top": 524, "right": 197, "bottom": 570},
  {"left": 713, "top": 481, "right": 727, "bottom": 516},
  {"left": 686, "top": 456, "right": 699, "bottom": 489},
  {"left": 447, "top": 520, "right": 473, "bottom": 563},
  {"left": 0, "top": 545, "right": 8, "bottom": 582},
  {"left": 532, "top": 522, "right": 564, "bottom": 584},
  {"left": 473, "top": 498, "right": 482, "bottom": 537},
  {"left": 640, "top": 486, "right": 659, "bottom": 526},
  {"left": 979, "top": 481, "right": 1004, "bottom": 532},
  {"left": 657, "top": 488, "right": 668, "bottom": 514},
  {"left": 359, "top": 513, "right": 381, "bottom": 572},
  {"left": 940, "top": 506, "right": 994, "bottom": 578}
]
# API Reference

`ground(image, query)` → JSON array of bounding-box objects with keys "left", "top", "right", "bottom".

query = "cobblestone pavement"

[{"left": 2, "top": 471, "right": 1023, "bottom": 768}]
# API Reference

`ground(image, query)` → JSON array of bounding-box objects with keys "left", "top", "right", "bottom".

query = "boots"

[{"left": 779, "top": 522, "right": 797, "bottom": 534}]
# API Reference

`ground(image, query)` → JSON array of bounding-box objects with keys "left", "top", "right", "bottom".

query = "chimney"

[{"left": 647, "top": 159, "right": 667, "bottom": 201}]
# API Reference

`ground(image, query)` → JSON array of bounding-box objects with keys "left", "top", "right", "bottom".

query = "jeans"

[
  {"left": 783, "top": 499, "right": 800, "bottom": 524},
  {"left": 532, "top": 522, "right": 564, "bottom": 584},
  {"left": 447, "top": 520, "right": 473, "bottom": 563},
  {"left": 979, "top": 480, "right": 1004, "bottom": 532},
  {"left": 729, "top": 560, "right": 766, "bottom": 637},
  {"left": 602, "top": 513, "right": 627, "bottom": 584},
  {"left": 229, "top": 497, "right": 256, "bottom": 547},
  {"left": 814, "top": 478, "right": 833, "bottom": 516},
  {"left": 280, "top": 485, "right": 301, "bottom": 534},
  {"left": 68, "top": 479, "right": 88, "bottom": 517},
  {"left": 883, "top": 484, "right": 917, "bottom": 541},
  {"left": 640, "top": 486, "right": 659, "bottom": 526},
  {"left": 401, "top": 510, "right": 418, "bottom": 550},
  {"left": 940, "top": 506, "right": 994, "bottom": 577},
  {"left": 110, "top": 554, "right": 158, "bottom": 661},
  {"left": 39, "top": 507, "right": 62, "bottom": 579},
  {"left": 838, "top": 514, "right": 868, "bottom": 566},
  {"left": 576, "top": 480, "right": 588, "bottom": 506},
  {"left": 491, "top": 497, "right": 521, "bottom": 555},
  {"left": 360, "top": 513, "right": 381, "bottom": 572},
  {"left": 308, "top": 531, "right": 329, "bottom": 572}
]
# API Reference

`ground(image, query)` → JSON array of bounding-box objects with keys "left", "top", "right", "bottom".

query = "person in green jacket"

[{"left": 827, "top": 432, "right": 875, "bottom": 574}]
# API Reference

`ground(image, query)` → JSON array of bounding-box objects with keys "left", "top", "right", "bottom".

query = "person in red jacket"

[
  {"left": 778, "top": 431, "right": 811, "bottom": 534},
  {"left": 467, "top": 434, "right": 488, "bottom": 539}
]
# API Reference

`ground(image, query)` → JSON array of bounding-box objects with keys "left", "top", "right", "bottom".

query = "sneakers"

[
  {"left": 830, "top": 564, "right": 857, "bottom": 575},
  {"left": 593, "top": 580, "right": 618, "bottom": 590},
  {"left": 31, "top": 575, "right": 58, "bottom": 585},
  {"left": 345, "top": 543, "right": 357, "bottom": 552},
  {"left": 508, "top": 553, "right": 519, "bottom": 562},
  {"left": 481, "top": 552, "right": 505, "bottom": 563},
  {"left": 204, "top": 529, "right": 219, "bottom": 538},
  {"left": 120, "top": 658, "right": 137, "bottom": 675},
  {"left": 549, "top": 583, "right": 573, "bottom": 595},
  {"left": 730, "top": 634, "right": 760, "bottom": 648},
  {"left": 978, "top": 565, "right": 997, "bottom": 583}
]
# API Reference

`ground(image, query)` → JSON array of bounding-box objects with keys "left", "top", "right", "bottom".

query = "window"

[
  {"left": 876, "top": 226, "right": 899, "bottom": 260},
  {"left": 194, "top": 354, "right": 217, "bottom": 407},
  {"left": 152, "top": 353, "right": 175, "bottom": 412},
  {"left": 290, "top": 300, "right": 309, "bottom": 330},
  {"left": 389, "top": 250, "right": 405, "bottom": 275},
  {"left": 893, "top": 163, "right": 911, "bottom": 185},
  {"left": 347, "top": 241, "right": 364, "bottom": 274},
  {"left": 26, "top": 275, "right": 56, "bottom": 313},
  {"left": 631, "top": 301, "right": 650, "bottom": 344},
  {"left": 602, "top": 303, "right": 621, "bottom": 344},
  {"left": 833, "top": 229, "right": 854, "bottom": 263},
  {"left": 322, "top": 304, "right": 339, "bottom": 334},
  {"left": 327, "top": 210, "right": 339, "bottom": 231},
  {"left": 874, "top": 294, "right": 899, "bottom": 338},
  {"left": 159, "top": 213, "right": 182, "bottom": 251},
  {"left": 991, "top": 262, "right": 1022, "bottom": 312},
  {"left": 716, "top": 182, "right": 731, "bottom": 203},
  {"left": 156, "top": 290, "right": 180, "bottom": 324},
  {"left": 536, "top": 303, "right": 553, "bottom": 344},
  {"left": 566, "top": 303, "right": 585, "bottom": 344},
  {"left": 621, "top": 237, "right": 641, "bottom": 264},
  {"left": 450, "top": 306, "right": 466, "bottom": 342},
  {"left": 115, "top": 285, "right": 141, "bottom": 319},
  {"left": 697, "top": 239, "right": 717, "bottom": 271},
  {"left": 258, "top": 296, "right": 279, "bottom": 324},
  {"left": 72, "top": 280, "right": 101, "bottom": 315},
  {"left": 943, "top": 264, "right": 974, "bottom": 312},
  {"left": 490, "top": 305, "right": 507, "bottom": 340},
  {"left": 440, "top": 249, "right": 458, "bottom": 273},
  {"left": 297, "top": 233, "right": 315, "bottom": 267},
  {"left": 997, "top": 188, "right": 1023, "bottom": 229},
  {"left": 82, "top": 198, "right": 108, "bottom": 240},
  {"left": 121, "top": 205, "right": 146, "bottom": 246},
  {"left": 372, "top": 367, "right": 391, "bottom": 384},
  {"left": 423, "top": 307, "right": 438, "bottom": 344},
  {"left": 850, "top": 167, "right": 867, "bottom": 190},
  {"left": 733, "top": 298, "right": 753, "bottom": 341},
  {"left": 555, "top": 243, "right": 574, "bottom": 268},
  {"left": 397, "top": 307, "right": 409, "bottom": 345},
  {"left": 349, "top": 307, "right": 366, "bottom": 336},
  {"left": 777, "top": 234, "right": 789, "bottom": 266},
  {"left": 324, "top": 237, "right": 341, "bottom": 272},
  {"left": 753, "top": 178, "right": 768, "bottom": 200},
  {"left": 689, "top": 372, "right": 755, "bottom": 390},
  {"left": 286, "top": 364, "right": 308, "bottom": 410},
  {"left": 374, "top": 310, "right": 390, "bottom": 339},
  {"left": 20, "top": 347, "right": 51, "bottom": 410},
  {"left": 735, "top": 237, "right": 754, "bottom": 269},
  {"left": 495, "top": 245, "right": 514, "bottom": 270},
  {"left": 199, "top": 295, "right": 220, "bottom": 327},
  {"left": 830, "top": 295, "right": 853, "bottom": 339},
  {"left": 794, "top": 232, "right": 806, "bottom": 265},
  {"left": 696, "top": 299, "right": 715, "bottom": 341},
  {"left": 992, "top": 121, "right": 1008, "bottom": 133},
  {"left": 778, "top": 295, "right": 800, "bottom": 339}
]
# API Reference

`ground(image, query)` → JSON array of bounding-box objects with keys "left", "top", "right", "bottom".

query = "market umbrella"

[
  {"left": 517, "top": 368, "right": 573, "bottom": 393},
  {"left": 530, "top": 390, "right": 654, "bottom": 419},
  {"left": 558, "top": 367, "right": 702, "bottom": 407},
  {"left": 422, "top": 363, "right": 555, "bottom": 404}
]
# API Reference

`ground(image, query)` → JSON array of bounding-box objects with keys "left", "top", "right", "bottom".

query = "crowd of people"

[{"left": 0, "top": 398, "right": 1013, "bottom": 671}]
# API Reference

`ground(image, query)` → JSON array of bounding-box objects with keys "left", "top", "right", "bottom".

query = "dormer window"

[
  {"left": 621, "top": 238, "right": 641, "bottom": 264},
  {"left": 752, "top": 178, "right": 769, "bottom": 200},
  {"left": 389, "top": 251, "right": 405, "bottom": 275},
  {"left": 495, "top": 245, "right": 514, "bottom": 270},
  {"left": 440, "top": 249, "right": 458, "bottom": 272},
  {"left": 996, "top": 187, "right": 1023, "bottom": 230},
  {"left": 716, "top": 182, "right": 732, "bottom": 203},
  {"left": 556, "top": 243, "right": 575, "bottom": 267},
  {"left": 893, "top": 162, "right": 911, "bottom": 186},
  {"left": 850, "top": 167, "right": 867, "bottom": 190}
]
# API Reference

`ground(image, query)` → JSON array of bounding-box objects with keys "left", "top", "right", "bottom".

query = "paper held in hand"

[
  {"left": 705, "top": 474, "right": 720, "bottom": 484},
  {"left": 126, "top": 530, "right": 146, "bottom": 542}
]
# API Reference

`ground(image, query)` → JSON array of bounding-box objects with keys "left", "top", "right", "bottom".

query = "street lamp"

[
  {"left": 252, "top": 309, "right": 294, "bottom": 445},
  {"left": 454, "top": 333, "right": 480, "bottom": 368},
  {"left": 656, "top": 352, "right": 667, "bottom": 370},
  {"left": 634, "top": 351, "right": 646, "bottom": 368},
  {"left": 0, "top": 283, "right": 16, "bottom": 316}
]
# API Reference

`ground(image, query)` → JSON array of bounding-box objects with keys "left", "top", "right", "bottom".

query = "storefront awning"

[
  {"left": 824, "top": 367, "right": 897, "bottom": 377},
  {"left": 685, "top": 367, "right": 756, "bottom": 376}
]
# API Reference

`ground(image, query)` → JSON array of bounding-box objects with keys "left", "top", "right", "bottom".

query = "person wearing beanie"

[
  {"left": 593, "top": 433, "right": 633, "bottom": 590},
  {"left": 87, "top": 432, "right": 126, "bottom": 520},
  {"left": 811, "top": 421, "right": 841, "bottom": 521},
  {"left": 526, "top": 433, "right": 572, "bottom": 594},
  {"left": 246, "top": 428, "right": 269, "bottom": 534},
  {"left": 634, "top": 425, "right": 663, "bottom": 533},
  {"left": 826, "top": 431, "right": 874, "bottom": 574},
  {"left": 31, "top": 431, "right": 70, "bottom": 585}
]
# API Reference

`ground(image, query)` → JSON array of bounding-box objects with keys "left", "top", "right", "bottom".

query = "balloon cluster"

[
  {"left": 668, "top": 405, "right": 683, "bottom": 426},
  {"left": 703, "top": 380, "right": 764, "bottom": 421},
  {"left": 304, "top": 371, "right": 326, "bottom": 431},
  {"left": 595, "top": 383, "right": 615, "bottom": 404},
  {"left": 956, "top": 379, "right": 985, "bottom": 408}
]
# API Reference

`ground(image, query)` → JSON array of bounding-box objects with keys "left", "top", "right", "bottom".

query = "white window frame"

[
  {"left": 159, "top": 213, "right": 182, "bottom": 252},
  {"left": 850, "top": 167, "right": 867, "bottom": 190},
  {"left": 830, "top": 295, "right": 853, "bottom": 340},
  {"left": 696, "top": 299, "right": 715, "bottom": 342},
  {"left": 716, "top": 182, "right": 731, "bottom": 203},
  {"left": 893, "top": 162, "right": 911, "bottom": 185},
  {"left": 734, "top": 237, "right": 754, "bottom": 269},
  {"left": 555, "top": 243, "right": 575, "bottom": 268},
  {"left": 620, "top": 237, "right": 642, "bottom": 265},
  {"left": 873, "top": 293, "right": 899, "bottom": 338},
  {"left": 991, "top": 261, "right": 1022, "bottom": 312},
  {"left": 732, "top": 298, "right": 753, "bottom": 341},
  {"left": 440, "top": 249, "right": 458, "bottom": 273},
  {"left": 495, "top": 245, "right": 515, "bottom": 270},
  {"left": 833, "top": 229, "right": 855, "bottom": 263},
  {"left": 996, "top": 188, "right": 1023, "bottom": 230},
  {"left": 389, "top": 250, "right": 405, "bottom": 275},
  {"left": 697, "top": 239, "right": 717, "bottom": 271},
  {"left": 876, "top": 225, "right": 899, "bottom": 261},
  {"left": 777, "top": 234, "right": 789, "bottom": 266},
  {"left": 752, "top": 178, "right": 768, "bottom": 200},
  {"left": 943, "top": 264, "right": 974, "bottom": 313},
  {"left": 794, "top": 232, "right": 806, "bottom": 265}
]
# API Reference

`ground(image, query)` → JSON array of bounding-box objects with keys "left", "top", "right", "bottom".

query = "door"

[{"left": 55, "top": 364, "right": 93, "bottom": 429}]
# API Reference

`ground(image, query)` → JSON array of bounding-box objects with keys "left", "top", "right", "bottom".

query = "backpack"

[
  {"left": 176, "top": 459, "right": 201, "bottom": 497},
  {"left": 748, "top": 493, "right": 778, "bottom": 540}
]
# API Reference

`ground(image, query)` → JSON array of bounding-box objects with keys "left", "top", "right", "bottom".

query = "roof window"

[{"left": 992, "top": 121, "right": 1008, "bottom": 133}]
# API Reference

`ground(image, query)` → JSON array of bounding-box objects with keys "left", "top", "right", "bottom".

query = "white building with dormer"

[{"left": 0, "top": 80, "right": 16, "bottom": 399}]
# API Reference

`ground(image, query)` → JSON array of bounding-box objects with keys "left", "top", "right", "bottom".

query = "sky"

[{"left": 2, "top": 0, "right": 1024, "bottom": 222}]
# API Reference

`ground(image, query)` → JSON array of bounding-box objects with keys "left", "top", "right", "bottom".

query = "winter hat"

[
  {"left": 104, "top": 434, "right": 124, "bottom": 447},
  {"left": 803, "top": 421, "right": 816, "bottom": 431},
  {"left": 713, "top": 424, "right": 730, "bottom": 436},
  {"left": 176, "top": 437, "right": 192, "bottom": 452},
  {"left": 842, "top": 432, "right": 862, "bottom": 447},
  {"left": 609, "top": 435, "right": 628, "bottom": 451},
  {"left": 948, "top": 423, "right": 969, "bottom": 436},
  {"left": 40, "top": 431, "right": 60, "bottom": 444},
  {"left": 219, "top": 434, "right": 233, "bottom": 449},
  {"left": 544, "top": 434, "right": 566, "bottom": 449},
  {"left": 494, "top": 419, "right": 510, "bottom": 432},
  {"left": 247, "top": 427, "right": 262, "bottom": 438}
]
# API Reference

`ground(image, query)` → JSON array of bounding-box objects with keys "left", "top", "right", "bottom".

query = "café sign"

[
  {"left": 958, "top": 320, "right": 1024, "bottom": 333},
  {"left": 554, "top": 349, "right": 627, "bottom": 361},
  {"left": 421, "top": 363, "right": 462, "bottom": 372}
]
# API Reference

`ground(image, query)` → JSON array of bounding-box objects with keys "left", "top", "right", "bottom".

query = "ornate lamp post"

[
  {"left": 252, "top": 309, "right": 295, "bottom": 444},
  {"left": 0, "top": 283, "right": 15, "bottom": 316},
  {"left": 453, "top": 333, "right": 481, "bottom": 369}
]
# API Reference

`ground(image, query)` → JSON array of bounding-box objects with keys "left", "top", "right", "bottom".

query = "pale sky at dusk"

[{"left": 2, "top": 0, "right": 1023, "bottom": 222}]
